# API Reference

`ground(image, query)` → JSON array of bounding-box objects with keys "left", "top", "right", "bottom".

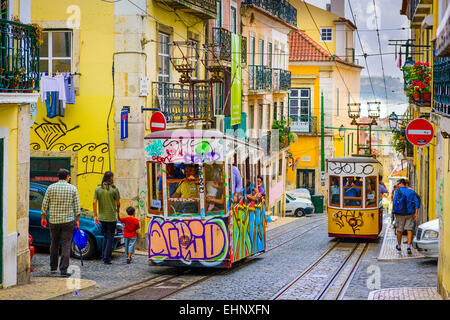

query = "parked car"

[
  {"left": 285, "top": 193, "right": 314, "bottom": 217},
  {"left": 287, "top": 188, "right": 311, "bottom": 200},
  {"left": 29, "top": 182, "right": 124, "bottom": 259},
  {"left": 412, "top": 219, "right": 439, "bottom": 259}
]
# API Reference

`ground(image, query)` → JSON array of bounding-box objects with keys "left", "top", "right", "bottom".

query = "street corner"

[{"left": 0, "top": 277, "right": 97, "bottom": 300}]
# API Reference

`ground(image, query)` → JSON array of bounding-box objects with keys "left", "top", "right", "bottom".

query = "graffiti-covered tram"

[
  {"left": 144, "top": 129, "right": 266, "bottom": 268},
  {"left": 326, "top": 157, "right": 383, "bottom": 239}
]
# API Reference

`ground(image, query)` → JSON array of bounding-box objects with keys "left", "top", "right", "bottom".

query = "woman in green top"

[{"left": 93, "top": 171, "right": 120, "bottom": 264}]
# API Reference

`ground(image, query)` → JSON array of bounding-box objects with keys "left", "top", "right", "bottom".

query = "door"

[
  {"left": 30, "top": 157, "right": 71, "bottom": 184},
  {"left": 296, "top": 169, "right": 315, "bottom": 195},
  {"left": 0, "top": 138, "right": 3, "bottom": 284}
]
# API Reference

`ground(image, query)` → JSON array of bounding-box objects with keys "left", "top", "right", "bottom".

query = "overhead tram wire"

[
  {"left": 348, "top": 0, "right": 376, "bottom": 103},
  {"left": 372, "top": 0, "right": 389, "bottom": 104},
  {"left": 302, "top": 0, "right": 358, "bottom": 105}
]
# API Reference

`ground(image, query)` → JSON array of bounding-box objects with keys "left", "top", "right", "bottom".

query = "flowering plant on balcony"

[
  {"left": 272, "top": 119, "right": 295, "bottom": 149},
  {"left": 404, "top": 62, "right": 432, "bottom": 102}
]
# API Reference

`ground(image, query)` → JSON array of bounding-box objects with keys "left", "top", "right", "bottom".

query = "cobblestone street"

[{"left": 26, "top": 214, "right": 439, "bottom": 300}]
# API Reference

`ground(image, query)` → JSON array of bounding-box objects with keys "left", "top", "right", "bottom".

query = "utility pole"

[{"left": 321, "top": 91, "right": 325, "bottom": 172}]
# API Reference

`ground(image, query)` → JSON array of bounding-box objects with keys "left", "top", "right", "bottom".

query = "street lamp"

[
  {"left": 348, "top": 103, "right": 361, "bottom": 125},
  {"left": 338, "top": 124, "right": 345, "bottom": 138},
  {"left": 389, "top": 111, "right": 399, "bottom": 131}
]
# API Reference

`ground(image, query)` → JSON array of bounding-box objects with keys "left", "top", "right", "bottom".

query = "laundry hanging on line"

[{"left": 40, "top": 72, "right": 76, "bottom": 118}]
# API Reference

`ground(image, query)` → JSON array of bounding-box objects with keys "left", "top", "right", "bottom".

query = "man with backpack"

[{"left": 392, "top": 179, "right": 419, "bottom": 254}]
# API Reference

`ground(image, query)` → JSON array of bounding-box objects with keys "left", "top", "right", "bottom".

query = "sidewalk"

[
  {"left": 0, "top": 277, "right": 96, "bottom": 300},
  {"left": 377, "top": 219, "right": 425, "bottom": 261},
  {"left": 368, "top": 287, "right": 442, "bottom": 300}
]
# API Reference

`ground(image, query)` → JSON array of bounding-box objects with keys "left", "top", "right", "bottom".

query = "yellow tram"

[{"left": 326, "top": 157, "right": 383, "bottom": 239}]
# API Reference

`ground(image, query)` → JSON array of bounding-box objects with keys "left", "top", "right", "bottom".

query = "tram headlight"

[{"left": 423, "top": 230, "right": 439, "bottom": 240}]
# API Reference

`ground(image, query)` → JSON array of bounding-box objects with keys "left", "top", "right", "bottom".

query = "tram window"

[
  {"left": 343, "top": 176, "right": 362, "bottom": 207},
  {"left": 147, "top": 162, "right": 163, "bottom": 215},
  {"left": 329, "top": 176, "right": 340, "bottom": 206},
  {"left": 204, "top": 163, "right": 225, "bottom": 213},
  {"left": 366, "top": 176, "right": 377, "bottom": 208},
  {"left": 169, "top": 164, "right": 200, "bottom": 214}
]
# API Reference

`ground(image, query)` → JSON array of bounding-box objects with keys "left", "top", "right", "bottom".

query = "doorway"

[{"left": 296, "top": 169, "right": 315, "bottom": 195}]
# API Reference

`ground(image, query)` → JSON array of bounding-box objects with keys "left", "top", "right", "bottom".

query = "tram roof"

[{"left": 327, "top": 156, "right": 381, "bottom": 164}]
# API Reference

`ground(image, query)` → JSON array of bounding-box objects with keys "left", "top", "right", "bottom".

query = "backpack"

[{"left": 393, "top": 189, "right": 408, "bottom": 215}]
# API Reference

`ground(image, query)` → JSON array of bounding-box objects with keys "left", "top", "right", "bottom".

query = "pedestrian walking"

[
  {"left": 118, "top": 206, "right": 140, "bottom": 264},
  {"left": 41, "top": 168, "right": 80, "bottom": 277},
  {"left": 392, "top": 178, "right": 419, "bottom": 254},
  {"left": 93, "top": 171, "right": 120, "bottom": 264}
]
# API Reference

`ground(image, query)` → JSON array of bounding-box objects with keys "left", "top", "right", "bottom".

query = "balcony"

[
  {"left": 248, "top": 65, "right": 272, "bottom": 92},
  {"left": 211, "top": 28, "right": 247, "bottom": 65},
  {"left": 154, "top": 0, "right": 216, "bottom": 19},
  {"left": 433, "top": 56, "right": 450, "bottom": 117},
  {"left": 409, "top": 0, "right": 432, "bottom": 25},
  {"left": 272, "top": 68, "right": 291, "bottom": 91},
  {"left": 151, "top": 82, "right": 211, "bottom": 123},
  {"left": 436, "top": 4, "right": 450, "bottom": 57},
  {"left": 289, "top": 116, "right": 318, "bottom": 134},
  {"left": 243, "top": 0, "right": 297, "bottom": 28},
  {"left": 0, "top": 19, "right": 40, "bottom": 99}
]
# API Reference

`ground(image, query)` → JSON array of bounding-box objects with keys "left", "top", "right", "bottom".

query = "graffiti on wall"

[
  {"left": 30, "top": 118, "right": 110, "bottom": 177},
  {"left": 231, "top": 202, "right": 266, "bottom": 262},
  {"left": 148, "top": 216, "right": 229, "bottom": 267},
  {"left": 145, "top": 138, "right": 224, "bottom": 164},
  {"left": 328, "top": 161, "right": 375, "bottom": 175}
]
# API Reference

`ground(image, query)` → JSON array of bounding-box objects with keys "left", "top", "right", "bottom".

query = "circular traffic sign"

[
  {"left": 405, "top": 118, "right": 434, "bottom": 147},
  {"left": 149, "top": 111, "right": 166, "bottom": 133}
]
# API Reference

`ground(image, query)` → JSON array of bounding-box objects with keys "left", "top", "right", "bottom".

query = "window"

[
  {"left": 329, "top": 176, "right": 340, "bottom": 207},
  {"left": 40, "top": 30, "right": 72, "bottom": 74},
  {"left": 215, "top": 0, "right": 222, "bottom": 27},
  {"left": 268, "top": 42, "right": 272, "bottom": 68},
  {"left": 30, "top": 189, "right": 44, "bottom": 211},
  {"left": 365, "top": 176, "right": 377, "bottom": 208},
  {"left": 158, "top": 32, "right": 171, "bottom": 83},
  {"left": 280, "top": 101, "right": 284, "bottom": 121},
  {"left": 230, "top": 5, "right": 237, "bottom": 34},
  {"left": 343, "top": 176, "right": 363, "bottom": 208},
  {"left": 278, "top": 157, "right": 282, "bottom": 177},
  {"left": 289, "top": 88, "right": 311, "bottom": 132},
  {"left": 259, "top": 39, "right": 264, "bottom": 65},
  {"left": 267, "top": 103, "right": 271, "bottom": 130},
  {"left": 274, "top": 102, "right": 277, "bottom": 121},
  {"left": 320, "top": 28, "right": 333, "bottom": 42},
  {"left": 336, "top": 87, "right": 339, "bottom": 117}
]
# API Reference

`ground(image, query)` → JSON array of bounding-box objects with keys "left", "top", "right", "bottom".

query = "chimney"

[
  {"left": 330, "top": 0, "right": 345, "bottom": 17},
  {"left": 326, "top": 3, "right": 331, "bottom": 12}
]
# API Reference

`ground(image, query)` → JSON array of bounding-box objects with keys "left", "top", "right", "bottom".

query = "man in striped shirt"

[{"left": 41, "top": 168, "right": 80, "bottom": 277}]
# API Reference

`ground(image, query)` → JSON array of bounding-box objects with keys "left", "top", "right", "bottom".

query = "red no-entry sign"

[
  {"left": 405, "top": 118, "right": 434, "bottom": 147},
  {"left": 149, "top": 111, "right": 166, "bottom": 133}
]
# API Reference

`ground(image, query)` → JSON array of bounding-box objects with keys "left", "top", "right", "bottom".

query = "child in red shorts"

[{"left": 118, "top": 207, "right": 140, "bottom": 264}]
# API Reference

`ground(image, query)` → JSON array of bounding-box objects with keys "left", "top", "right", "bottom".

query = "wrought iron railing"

[
  {"left": 151, "top": 82, "right": 211, "bottom": 122},
  {"left": 212, "top": 27, "right": 231, "bottom": 62},
  {"left": 433, "top": 56, "right": 450, "bottom": 117},
  {"left": 280, "top": 69, "right": 291, "bottom": 91},
  {"left": 0, "top": 19, "right": 40, "bottom": 92},
  {"left": 289, "top": 115, "right": 318, "bottom": 134},
  {"left": 243, "top": 0, "right": 297, "bottom": 27},
  {"left": 248, "top": 65, "right": 272, "bottom": 91},
  {"left": 241, "top": 36, "right": 247, "bottom": 65},
  {"left": 156, "top": 0, "right": 217, "bottom": 18}
]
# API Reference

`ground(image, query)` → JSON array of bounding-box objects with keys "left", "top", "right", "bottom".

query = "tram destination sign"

[{"left": 405, "top": 118, "right": 434, "bottom": 147}]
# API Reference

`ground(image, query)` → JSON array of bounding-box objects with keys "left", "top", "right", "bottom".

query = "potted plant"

[{"left": 404, "top": 62, "right": 432, "bottom": 102}]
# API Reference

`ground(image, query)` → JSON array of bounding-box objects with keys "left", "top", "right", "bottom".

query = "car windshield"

[{"left": 286, "top": 194, "right": 295, "bottom": 200}]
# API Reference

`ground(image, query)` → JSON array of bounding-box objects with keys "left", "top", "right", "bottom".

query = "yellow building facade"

[
  {"left": 29, "top": 0, "right": 214, "bottom": 249},
  {"left": 1, "top": 0, "right": 40, "bottom": 287},
  {"left": 286, "top": 1, "right": 362, "bottom": 201}
]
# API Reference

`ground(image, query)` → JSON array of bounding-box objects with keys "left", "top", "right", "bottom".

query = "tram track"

[
  {"left": 88, "top": 217, "right": 327, "bottom": 300},
  {"left": 271, "top": 241, "right": 370, "bottom": 300}
]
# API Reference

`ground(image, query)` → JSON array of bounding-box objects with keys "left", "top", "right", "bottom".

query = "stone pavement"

[
  {"left": 0, "top": 277, "right": 96, "bottom": 300},
  {"left": 0, "top": 215, "right": 295, "bottom": 300},
  {"left": 377, "top": 220, "right": 425, "bottom": 261},
  {"left": 368, "top": 287, "right": 442, "bottom": 300}
]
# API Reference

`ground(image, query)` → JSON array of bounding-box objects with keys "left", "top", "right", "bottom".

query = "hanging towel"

[
  {"left": 40, "top": 75, "right": 66, "bottom": 108},
  {"left": 64, "top": 73, "right": 76, "bottom": 104}
]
